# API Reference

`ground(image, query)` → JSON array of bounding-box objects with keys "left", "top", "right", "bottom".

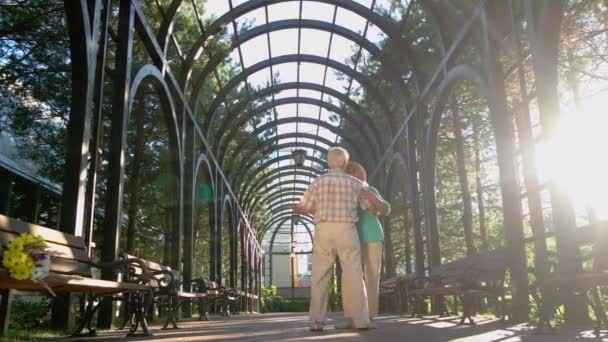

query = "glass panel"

[
  {"left": 269, "top": 29, "right": 299, "bottom": 56},
  {"left": 274, "top": 89, "right": 299, "bottom": 99},
  {"left": 299, "top": 62, "right": 325, "bottom": 84},
  {"left": 235, "top": 6, "right": 265, "bottom": 31},
  {"left": 268, "top": 1, "right": 301, "bottom": 21},
  {"left": 301, "top": 1, "right": 335, "bottom": 22},
  {"left": 300, "top": 29, "right": 331, "bottom": 57},
  {"left": 241, "top": 35, "right": 270, "bottom": 68},
  {"left": 273, "top": 62, "right": 298, "bottom": 83},
  {"left": 298, "top": 103, "right": 320, "bottom": 119},
  {"left": 298, "top": 89, "right": 323, "bottom": 100},
  {"left": 335, "top": 7, "right": 367, "bottom": 34}
]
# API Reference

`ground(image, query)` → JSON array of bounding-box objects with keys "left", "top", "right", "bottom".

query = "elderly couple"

[{"left": 292, "top": 147, "right": 390, "bottom": 331}]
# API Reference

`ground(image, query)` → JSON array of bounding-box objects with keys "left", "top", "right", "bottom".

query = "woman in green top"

[{"left": 345, "top": 162, "right": 390, "bottom": 321}]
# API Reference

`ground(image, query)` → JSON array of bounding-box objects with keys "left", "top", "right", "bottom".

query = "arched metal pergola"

[{"left": 17, "top": 0, "right": 594, "bottom": 330}]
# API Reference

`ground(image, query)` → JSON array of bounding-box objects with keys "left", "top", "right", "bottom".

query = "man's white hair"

[{"left": 327, "top": 147, "right": 350, "bottom": 170}]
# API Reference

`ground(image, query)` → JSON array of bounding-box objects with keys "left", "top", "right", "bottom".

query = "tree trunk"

[
  {"left": 526, "top": 0, "right": 587, "bottom": 323},
  {"left": 451, "top": 97, "right": 476, "bottom": 256},
  {"left": 472, "top": 118, "right": 488, "bottom": 252},
  {"left": 125, "top": 101, "right": 146, "bottom": 254},
  {"left": 383, "top": 215, "right": 396, "bottom": 277},
  {"left": 404, "top": 200, "right": 412, "bottom": 274}
]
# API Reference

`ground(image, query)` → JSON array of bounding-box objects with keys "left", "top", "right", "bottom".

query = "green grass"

[{"left": 1, "top": 329, "right": 66, "bottom": 342}]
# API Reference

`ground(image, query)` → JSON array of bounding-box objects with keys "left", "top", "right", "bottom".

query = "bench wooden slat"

[
  {"left": 47, "top": 257, "right": 92, "bottom": 277},
  {"left": 0, "top": 214, "right": 86, "bottom": 250},
  {"left": 0, "top": 270, "right": 148, "bottom": 293},
  {"left": 0, "top": 231, "right": 89, "bottom": 263}
]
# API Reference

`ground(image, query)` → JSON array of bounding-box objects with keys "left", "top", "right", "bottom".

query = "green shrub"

[
  {"left": 261, "top": 286, "right": 310, "bottom": 312},
  {"left": 8, "top": 296, "right": 50, "bottom": 331},
  {"left": 261, "top": 285, "right": 285, "bottom": 313},
  {"left": 279, "top": 299, "right": 309, "bottom": 312}
]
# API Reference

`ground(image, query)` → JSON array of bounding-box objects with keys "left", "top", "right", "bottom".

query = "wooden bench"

[
  {"left": 379, "top": 273, "right": 420, "bottom": 314},
  {"left": 0, "top": 214, "right": 154, "bottom": 337},
  {"left": 410, "top": 248, "right": 509, "bottom": 325},
  {"left": 537, "top": 221, "right": 608, "bottom": 337},
  {"left": 191, "top": 279, "right": 237, "bottom": 318},
  {"left": 120, "top": 253, "right": 210, "bottom": 330}
]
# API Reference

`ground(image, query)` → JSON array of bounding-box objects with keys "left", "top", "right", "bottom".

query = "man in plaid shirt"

[{"left": 293, "top": 147, "right": 381, "bottom": 331}]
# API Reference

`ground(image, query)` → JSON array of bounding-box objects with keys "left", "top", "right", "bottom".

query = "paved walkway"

[{"left": 52, "top": 313, "right": 602, "bottom": 342}]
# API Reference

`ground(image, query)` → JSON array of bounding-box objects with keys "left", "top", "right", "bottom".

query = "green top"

[{"left": 357, "top": 185, "right": 390, "bottom": 243}]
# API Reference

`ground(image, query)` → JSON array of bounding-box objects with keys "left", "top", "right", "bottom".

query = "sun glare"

[{"left": 536, "top": 99, "right": 608, "bottom": 220}]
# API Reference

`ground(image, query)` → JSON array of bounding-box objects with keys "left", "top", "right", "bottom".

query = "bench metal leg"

[
  {"left": 0, "top": 290, "right": 14, "bottom": 336},
  {"left": 127, "top": 290, "right": 154, "bottom": 337},
  {"left": 73, "top": 294, "right": 100, "bottom": 337},
  {"left": 458, "top": 293, "right": 476, "bottom": 326},
  {"left": 587, "top": 287, "right": 606, "bottom": 338},
  {"left": 198, "top": 299, "right": 210, "bottom": 321},
  {"left": 162, "top": 296, "right": 180, "bottom": 330}
]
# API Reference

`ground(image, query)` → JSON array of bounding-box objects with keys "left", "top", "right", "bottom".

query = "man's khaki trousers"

[
  {"left": 309, "top": 222, "right": 369, "bottom": 328},
  {"left": 362, "top": 241, "right": 383, "bottom": 318}
]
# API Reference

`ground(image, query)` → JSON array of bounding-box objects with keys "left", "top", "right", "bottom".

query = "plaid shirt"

[{"left": 300, "top": 170, "right": 367, "bottom": 223}]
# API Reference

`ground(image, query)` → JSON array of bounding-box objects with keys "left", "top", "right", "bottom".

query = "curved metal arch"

[
  {"left": 264, "top": 217, "right": 314, "bottom": 247},
  {"left": 194, "top": 152, "right": 216, "bottom": 197},
  {"left": 180, "top": 0, "right": 402, "bottom": 86},
  {"left": 238, "top": 162, "right": 321, "bottom": 199},
  {"left": 235, "top": 154, "right": 327, "bottom": 196},
  {"left": 242, "top": 170, "right": 321, "bottom": 210},
  {"left": 191, "top": 19, "right": 403, "bottom": 127},
  {"left": 220, "top": 117, "right": 371, "bottom": 176},
  {"left": 239, "top": 163, "right": 321, "bottom": 202},
  {"left": 249, "top": 183, "right": 310, "bottom": 215},
  {"left": 265, "top": 196, "right": 305, "bottom": 213},
  {"left": 262, "top": 211, "right": 314, "bottom": 235},
  {"left": 424, "top": 64, "right": 489, "bottom": 186},
  {"left": 264, "top": 215, "right": 314, "bottom": 241},
  {"left": 200, "top": 54, "right": 397, "bottom": 134},
  {"left": 266, "top": 217, "right": 314, "bottom": 261},
  {"left": 249, "top": 179, "right": 312, "bottom": 211},
  {"left": 269, "top": 204, "right": 306, "bottom": 217},
  {"left": 263, "top": 188, "right": 308, "bottom": 209},
  {"left": 227, "top": 142, "right": 332, "bottom": 194},
  {"left": 216, "top": 96, "right": 382, "bottom": 161},
  {"left": 223, "top": 118, "right": 373, "bottom": 181},
  {"left": 129, "top": 64, "right": 183, "bottom": 174},
  {"left": 212, "top": 82, "right": 386, "bottom": 155},
  {"left": 157, "top": 0, "right": 183, "bottom": 55},
  {"left": 384, "top": 151, "right": 410, "bottom": 200}
]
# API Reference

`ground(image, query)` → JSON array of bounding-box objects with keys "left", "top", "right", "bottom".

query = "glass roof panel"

[
  {"left": 334, "top": 7, "right": 367, "bottom": 34},
  {"left": 273, "top": 62, "right": 298, "bottom": 83},
  {"left": 235, "top": 6, "right": 265, "bottom": 32},
  {"left": 241, "top": 35, "right": 270, "bottom": 68},
  {"left": 298, "top": 89, "right": 323, "bottom": 100},
  {"left": 329, "top": 35, "right": 356, "bottom": 64},
  {"left": 366, "top": 23, "right": 387, "bottom": 47},
  {"left": 275, "top": 104, "right": 298, "bottom": 119},
  {"left": 203, "top": 1, "right": 230, "bottom": 21},
  {"left": 269, "top": 29, "right": 299, "bottom": 57},
  {"left": 301, "top": 1, "right": 335, "bottom": 22},
  {"left": 298, "top": 104, "right": 320, "bottom": 119},
  {"left": 300, "top": 29, "right": 331, "bottom": 57},
  {"left": 353, "top": 0, "right": 374, "bottom": 7},
  {"left": 298, "top": 122, "right": 322, "bottom": 135},
  {"left": 274, "top": 89, "right": 299, "bottom": 99},
  {"left": 324, "top": 69, "right": 350, "bottom": 93},
  {"left": 298, "top": 62, "right": 325, "bottom": 84},
  {"left": 267, "top": 1, "right": 301, "bottom": 21}
]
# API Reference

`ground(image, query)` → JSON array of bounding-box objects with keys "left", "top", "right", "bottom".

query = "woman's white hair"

[{"left": 327, "top": 147, "right": 350, "bottom": 169}]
